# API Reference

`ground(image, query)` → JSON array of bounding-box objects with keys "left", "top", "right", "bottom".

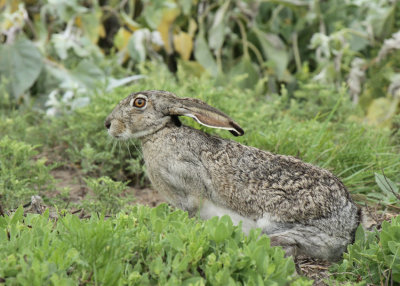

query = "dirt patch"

[
  {"left": 51, "top": 168, "right": 87, "bottom": 203},
  {"left": 130, "top": 187, "right": 165, "bottom": 207},
  {"left": 297, "top": 258, "right": 331, "bottom": 285},
  {"left": 50, "top": 167, "right": 166, "bottom": 207}
]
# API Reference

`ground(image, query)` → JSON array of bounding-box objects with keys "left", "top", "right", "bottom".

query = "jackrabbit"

[{"left": 105, "top": 90, "right": 360, "bottom": 261}]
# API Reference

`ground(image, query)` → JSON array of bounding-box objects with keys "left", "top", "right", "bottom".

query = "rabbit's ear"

[{"left": 167, "top": 98, "right": 244, "bottom": 136}]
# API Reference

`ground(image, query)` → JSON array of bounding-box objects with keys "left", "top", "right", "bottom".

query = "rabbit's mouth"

[
  {"left": 107, "top": 125, "right": 144, "bottom": 140},
  {"left": 108, "top": 128, "right": 132, "bottom": 140},
  {"left": 105, "top": 118, "right": 131, "bottom": 140},
  {"left": 105, "top": 116, "right": 171, "bottom": 140}
]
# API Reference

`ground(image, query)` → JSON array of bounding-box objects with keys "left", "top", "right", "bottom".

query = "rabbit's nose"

[{"left": 104, "top": 118, "right": 111, "bottom": 129}]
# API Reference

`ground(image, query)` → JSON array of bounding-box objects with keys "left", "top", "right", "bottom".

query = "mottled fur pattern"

[{"left": 105, "top": 90, "right": 360, "bottom": 261}]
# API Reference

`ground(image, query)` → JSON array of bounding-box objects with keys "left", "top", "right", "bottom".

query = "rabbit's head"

[{"left": 105, "top": 90, "right": 244, "bottom": 140}]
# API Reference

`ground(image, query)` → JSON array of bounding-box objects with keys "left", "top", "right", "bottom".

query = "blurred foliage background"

[{"left": 1, "top": 0, "right": 400, "bottom": 126}]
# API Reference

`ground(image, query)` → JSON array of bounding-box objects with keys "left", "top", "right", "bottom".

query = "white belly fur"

[
  {"left": 199, "top": 200, "right": 284, "bottom": 235},
  {"left": 199, "top": 200, "right": 256, "bottom": 234}
]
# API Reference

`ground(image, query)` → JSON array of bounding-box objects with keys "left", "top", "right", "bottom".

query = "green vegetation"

[
  {"left": 0, "top": 205, "right": 310, "bottom": 285},
  {"left": 1, "top": 0, "right": 400, "bottom": 125},
  {"left": 1, "top": 0, "right": 400, "bottom": 284},
  {"left": 81, "top": 177, "right": 132, "bottom": 215},
  {"left": 331, "top": 216, "right": 400, "bottom": 284},
  {"left": 330, "top": 176, "right": 400, "bottom": 285},
  {"left": 0, "top": 136, "right": 54, "bottom": 210}
]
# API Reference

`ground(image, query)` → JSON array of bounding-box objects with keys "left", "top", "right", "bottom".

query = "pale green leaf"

[
  {"left": 0, "top": 38, "right": 43, "bottom": 98},
  {"left": 208, "top": 1, "right": 230, "bottom": 52},
  {"left": 10, "top": 206, "right": 24, "bottom": 225},
  {"left": 387, "top": 241, "right": 400, "bottom": 255},
  {"left": 228, "top": 56, "right": 259, "bottom": 89},
  {"left": 354, "top": 225, "right": 366, "bottom": 245},
  {"left": 178, "top": 0, "right": 192, "bottom": 15},
  {"left": 194, "top": 34, "right": 218, "bottom": 77},
  {"left": 128, "top": 29, "right": 149, "bottom": 62},
  {"left": 253, "top": 28, "right": 288, "bottom": 80},
  {"left": 213, "top": 222, "right": 229, "bottom": 243},
  {"left": 71, "top": 60, "right": 105, "bottom": 89},
  {"left": 375, "top": 173, "right": 399, "bottom": 196}
]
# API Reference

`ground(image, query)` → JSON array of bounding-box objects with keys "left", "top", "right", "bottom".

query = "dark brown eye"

[{"left": 133, "top": 98, "right": 146, "bottom": 108}]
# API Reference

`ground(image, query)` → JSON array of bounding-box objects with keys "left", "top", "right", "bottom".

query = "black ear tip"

[
  {"left": 230, "top": 130, "right": 239, "bottom": 136},
  {"left": 230, "top": 122, "right": 244, "bottom": 136},
  {"left": 230, "top": 129, "right": 244, "bottom": 136}
]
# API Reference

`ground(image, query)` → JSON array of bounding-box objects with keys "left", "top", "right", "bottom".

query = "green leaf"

[
  {"left": 71, "top": 60, "right": 105, "bottom": 89},
  {"left": 228, "top": 56, "right": 259, "bottom": 89},
  {"left": 10, "top": 206, "right": 24, "bottom": 225},
  {"left": 208, "top": 1, "right": 230, "bottom": 52},
  {"left": 141, "top": 0, "right": 165, "bottom": 29},
  {"left": 128, "top": 29, "right": 149, "bottom": 62},
  {"left": 375, "top": 173, "right": 399, "bottom": 196},
  {"left": 194, "top": 34, "right": 218, "bottom": 77},
  {"left": 369, "top": 5, "right": 395, "bottom": 39},
  {"left": 0, "top": 215, "right": 9, "bottom": 228},
  {"left": 354, "top": 225, "right": 366, "bottom": 246},
  {"left": 79, "top": 9, "right": 103, "bottom": 43},
  {"left": 387, "top": 241, "right": 400, "bottom": 256},
  {"left": 168, "top": 234, "right": 184, "bottom": 251},
  {"left": 254, "top": 246, "right": 268, "bottom": 274},
  {"left": 149, "top": 256, "right": 164, "bottom": 276},
  {"left": 253, "top": 28, "right": 288, "bottom": 81},
  {"left": 0, "top": 38, "right": 43, "bottom": 98},
  {"left": 178, "top": 0, "right": 192, "bottom": 15},
  {"left": 212, "top": 222, "right": 229, "bottom": 243},
  {"left": 182, "top": 276, "right": 205, "bottom": 286}
]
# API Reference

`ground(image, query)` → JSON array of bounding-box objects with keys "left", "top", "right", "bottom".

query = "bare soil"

[{"left": 50, "top": 167, "right": 166, "bottom": 207}]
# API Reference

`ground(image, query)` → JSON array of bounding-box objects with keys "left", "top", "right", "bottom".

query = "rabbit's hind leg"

[{"left": 268, "top": 226, "right": 348, "bottom": 261}]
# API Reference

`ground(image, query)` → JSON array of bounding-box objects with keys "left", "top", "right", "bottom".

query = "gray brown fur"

[{"left": 105, "top": 90, "right": 360, "bottom": 261}]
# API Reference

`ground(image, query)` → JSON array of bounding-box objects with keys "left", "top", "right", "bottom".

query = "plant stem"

[{"left": 292, "top": 32, "right": 302, "bottom": 72}]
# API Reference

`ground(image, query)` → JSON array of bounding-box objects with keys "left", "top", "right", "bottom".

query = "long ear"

[{"left": 167, "top": 97, "right": 244, "bottom": 136}]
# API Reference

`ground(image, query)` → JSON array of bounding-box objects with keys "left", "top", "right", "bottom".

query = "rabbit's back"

[
  {"left": 142, "top": 124, "right": 358, "bottom": 225},
  {"left": 203, "top": 141, "right": 353, "bottom": 221}
]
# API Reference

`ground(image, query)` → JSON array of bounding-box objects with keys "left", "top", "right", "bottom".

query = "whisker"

[
  {"left": 124, "top": 141, "right": 133, "bottom": 159},
  {"left": 129, "top": 139, "right": 143, "bottom": 159},
  {"left": 111, "top": 139, "right": 118, "bottom": 153},
  {"left": 106, "top": 135, "right": 114, "bottom": 147}
]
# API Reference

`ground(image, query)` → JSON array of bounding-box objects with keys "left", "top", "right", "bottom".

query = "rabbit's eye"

[{"left": 133, "top": 98, "right": 146, "bottom": 108}]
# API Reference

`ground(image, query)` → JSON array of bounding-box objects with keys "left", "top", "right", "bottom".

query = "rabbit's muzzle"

[
  {"left": 104, "top": 118, "right": 111, "bottom": 129},
  {"left": 104, "top": 115, "right": 129, "bottom": 139}
]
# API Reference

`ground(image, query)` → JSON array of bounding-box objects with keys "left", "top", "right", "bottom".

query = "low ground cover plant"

[
  {"left": 0, "top": 204, "right": 311, "bottom": 285},
  {"left": 0, "top": 136, "right": 54, "bottom": 211},
  {"left": 331, "top": 215, "right": 400, "bottom": 285}
]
